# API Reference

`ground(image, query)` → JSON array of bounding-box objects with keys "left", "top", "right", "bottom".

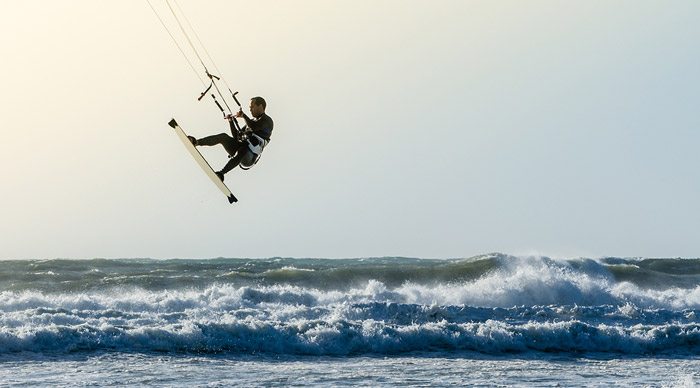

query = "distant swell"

[
  {"left": 2, "top": 254, "right": 700, "bottom": 355},
  {"left": 3, "top": 255, "right": 700, "bottom": 293}
]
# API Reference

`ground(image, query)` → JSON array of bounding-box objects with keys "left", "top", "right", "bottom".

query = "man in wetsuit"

[{"left": 189, "top": 96, "right": 274, "bottom": 181}]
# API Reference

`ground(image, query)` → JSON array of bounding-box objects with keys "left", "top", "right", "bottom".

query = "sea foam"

[{"left": 3, "top": 255, "right": 700, "bottom": 355}]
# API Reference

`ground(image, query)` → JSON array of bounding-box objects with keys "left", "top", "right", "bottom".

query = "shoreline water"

[{"left": 2, "top": 351, "right": 698, "bottom": 387}]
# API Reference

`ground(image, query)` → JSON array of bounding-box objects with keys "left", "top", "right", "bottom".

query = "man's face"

[{"left": 250, "top": 101, "right": 264, "bottom": 117}]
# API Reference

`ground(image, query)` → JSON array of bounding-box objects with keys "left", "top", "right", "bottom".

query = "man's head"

[{"left": 249, "top": 96, "right": 266, "bottom": 117}]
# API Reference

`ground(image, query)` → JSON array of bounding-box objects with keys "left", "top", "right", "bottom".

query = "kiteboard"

[{"left": 168, "top": 118, "right": 238, "bottom": 203}]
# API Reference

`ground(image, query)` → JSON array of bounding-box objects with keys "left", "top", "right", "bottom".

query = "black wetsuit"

[
  {"left": 196, "top": 112, "right": 274, "bottom": 174},
  {"left": 242, "top": 112, "right": 274, "bottom": 141}
]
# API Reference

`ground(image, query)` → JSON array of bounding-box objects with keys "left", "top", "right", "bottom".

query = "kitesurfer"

[{"left": 189, "top": 97, "right": 273, "bottom": 181}]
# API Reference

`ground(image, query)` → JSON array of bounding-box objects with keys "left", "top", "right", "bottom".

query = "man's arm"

[
  {"left": 226, "top": 114, "right": 241, "bottom": 137},
  {"left": 238, "top": 112, "right": 254, "bottom": 128}
]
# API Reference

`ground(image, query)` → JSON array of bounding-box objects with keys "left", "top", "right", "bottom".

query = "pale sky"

[{"left": 1, "top": 1, "right": 699, "bottom": 260}]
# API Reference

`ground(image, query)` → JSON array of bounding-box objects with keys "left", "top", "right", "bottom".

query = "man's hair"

[{"left": 251, "top": 96, "right": 266, "bottom": 110}]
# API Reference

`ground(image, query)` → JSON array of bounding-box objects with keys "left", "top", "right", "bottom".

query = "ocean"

[{"left": 1, "top": 254, "right": 700, "bottom": 387}]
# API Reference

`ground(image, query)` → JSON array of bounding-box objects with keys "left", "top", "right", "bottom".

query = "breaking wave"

[{"left": 2, "top": 254, "right": 700, "bottom": 355}]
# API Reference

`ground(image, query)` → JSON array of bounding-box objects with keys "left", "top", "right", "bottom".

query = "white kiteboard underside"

[{"left": 169, "top": 118, "right": 237, "bottom": 203}]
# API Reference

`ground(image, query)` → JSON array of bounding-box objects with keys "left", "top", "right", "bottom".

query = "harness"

[{"left": 240, "top": 132, "right": 268, "bottom": 170}]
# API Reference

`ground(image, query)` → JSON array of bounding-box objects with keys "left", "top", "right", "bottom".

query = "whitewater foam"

[{"left": 3, "top": 255, "right": 700, "bottom": 356}]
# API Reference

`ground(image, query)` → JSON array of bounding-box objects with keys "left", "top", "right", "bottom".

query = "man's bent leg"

[
  {"left": 196, "top": 133, "right": 242, "bottom": 156},
  {"left": 219, "top": 148, "right": 256, "bottom": 176},
  {"left": 219, "top": 152, "right": 244, "bottom": 175}
]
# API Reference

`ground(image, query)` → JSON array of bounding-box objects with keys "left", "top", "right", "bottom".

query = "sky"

[{"left": 1, "top": 0, "right": 699, "bottom": 260}]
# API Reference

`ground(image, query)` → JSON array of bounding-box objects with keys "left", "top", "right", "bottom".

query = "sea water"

[{"left": 1, "top": 254, "right": 700, "bottom": 387}]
